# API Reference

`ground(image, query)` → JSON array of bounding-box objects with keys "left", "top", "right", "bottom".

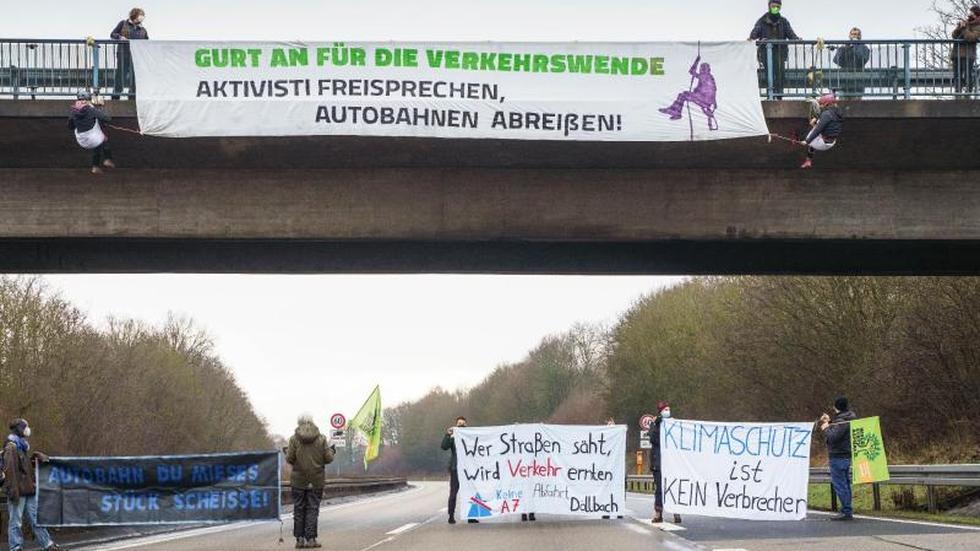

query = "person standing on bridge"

[
  {"left": 799, "top": 93, "right": 843, "bottom": 169},
  {"left": 649, "top": 401, "right": 681, "bottom": 525},
  {"left": 286, "top": 414, "right": 336, "bottom": 549},
  {"left": 832, "top": 28, "right": 871, "bottom": 99},
  {"left": 2, "top": 419, "right": 61, "bottom": 551},
  {"left": 443, "top": 416, "right": 478, "bottom": 524},
  {"left": 69, "top": 91, "right": 116, "bottom": 175},
  {"left": 749, "top": 0, "right": 800, "bottom": 100},
  {"left": 110, "top": 7, "right": 149, "bottom": 100},
  {"left": 951, "top": 5, "right": 980, "bottom": 96},
  {"left": 819, "top": 397, "right": 857, "bottom": 521}
]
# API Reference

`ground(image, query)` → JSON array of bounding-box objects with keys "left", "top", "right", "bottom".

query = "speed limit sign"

[
  {"left": 330, "top": 413, "right": 347, "bottom": 430},
  {"left": 639, "top": 414, "right": 656, "bottom": 431}
]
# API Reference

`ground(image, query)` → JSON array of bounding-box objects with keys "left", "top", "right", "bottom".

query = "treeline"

[
  {"left": 381, "top": 277, "right": 980, "bottom": 473},
  {"left": 0, "top": 276, "right": 272, "bottom": 456}
]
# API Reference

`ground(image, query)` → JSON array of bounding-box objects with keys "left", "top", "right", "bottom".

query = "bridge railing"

[
  {"left": 628, "top": 464, "right": 980, "bottom": 513},
  {"left": 1, "top": 38, "right": 978, "bottom": 100},
  {"left": 758, "top": 39, "right": 979, "bottom": 99}
]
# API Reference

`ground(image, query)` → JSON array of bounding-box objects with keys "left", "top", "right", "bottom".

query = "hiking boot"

[
  {"left": 521, "top": 513, "right": 528, "bottom": 521},
  {"left": 652, "top": 513, "right": 663, "bottom": 523},
  {"left": 102, "top": 159, "right": 116, "bottom": 169},
  {"left": 295, "top": 538, "right": 307, "bottom": 548},
  {"left": 673, "top": 514, "right": 682, "bottom": 524},
  {"left": 308, "top": 539, "right": 322, "bottom": 548},
  {"left": 91, "top": 166, "right": 104, "bottom": 175},
  {"left": 448, "top": 516, "right": 456, "bottom": 524},
  {"left": 529, "top": 513, "right": 536, "bottom": 521},
  {"left": 800, "top": 158, "right": 813, "bottom": 169},
  {"left": 831, "top": 514, "right": 854, "bottom": 521}
]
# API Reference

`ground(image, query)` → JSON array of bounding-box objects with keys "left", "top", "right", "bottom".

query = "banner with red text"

[{"left": 453, "top": 424, "right": 625, "bottom": 519}]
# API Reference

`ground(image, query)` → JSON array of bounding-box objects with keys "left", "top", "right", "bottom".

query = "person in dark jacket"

[
  {"left": 649, "top": 401, "right": 681, "bottom": 524},
  {"left": 819, "top": 397, "right": 857, "bottom": 521},
  {"left": 799, "top": 93, "right": 843, "bottom": 169},
  {"left": 442, "top": 416, "right": 475, "bottom": 524},
  {"left": 286, "top": 414, "right": 335, "bottom": 549},
  {"left": 951, "top": 5, "right": 980, "bottom": 95},
  {"left": 69, "top": 91, "right": 116, "bottom": 174},
  {"left": 833, "top": 27, "right": 871, "bottom": 99},
  {"left": 2, "top": 419, "right": 61, "bottom": 551},
  {"left": 110, "top": 7, "right": 149, "bottom": 100},
  {"left": 749, "top": 0, "right": 800, "bottom": 100}
]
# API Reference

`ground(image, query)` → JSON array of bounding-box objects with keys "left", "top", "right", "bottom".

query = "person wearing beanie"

[
  {"left": 3, "top": 419, "right": 61, "bottom": 551},
  {"left": 951, "top": 5, "right": 980, "bottom": 95},
  {"left": 749, "top": 0, "right": 800, "bottom": 100},
  {"left": 649, "top": 401, "right": 681, "bottom": 525},
  {"left": 819, "top": 397, "right": 857, "bottom": 520},
  {"left": 799, "top": 93, "right": 843, "bottom": 168}
]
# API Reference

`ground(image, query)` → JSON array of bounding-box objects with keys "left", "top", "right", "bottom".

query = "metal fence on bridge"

[
  {"left": 628, "top": 464, "right": 980, "bottom": 514},
  {"left": 1, "top": 38, "right": 978, "bottom": 100}
]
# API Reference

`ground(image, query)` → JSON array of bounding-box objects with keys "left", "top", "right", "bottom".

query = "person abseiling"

[
  {"left": 800, "top": 93, "right": 843, "bottom": 169},
  {"left": 69, "top": 91, "right": 116, "bottom": 175}
]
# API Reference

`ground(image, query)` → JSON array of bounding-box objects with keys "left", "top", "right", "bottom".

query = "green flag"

[
  {"left": 851, "top": 416, "right": 889, "bottom": 484},
  {"left": 350, "top": 385, "right": 382, "bottom": 469}
]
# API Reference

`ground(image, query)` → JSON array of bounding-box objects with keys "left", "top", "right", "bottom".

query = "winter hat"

[
  {"left": 656, "top": 401, "right": 670, "bottom": 413},
  {"left": 8, "top": 418, "right": 28, "bottom": 434},
  {"left": 818, "top": 93, "right": 838, "bottom": 106},
  {"left": 834, "top": 397, "right": 849, "bottom": 412},
  {"left": 76, "top": 90, "right": 92, "bottom": 101},
  {"left": 769, "top": 0, "right": 782, "bottom": 5}
]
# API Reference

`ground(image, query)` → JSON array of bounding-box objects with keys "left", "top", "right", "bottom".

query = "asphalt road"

[{"left": 70, "top": 483, "right": 980, "bottom": 551}]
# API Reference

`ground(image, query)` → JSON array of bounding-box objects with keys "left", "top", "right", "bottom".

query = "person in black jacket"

[
  {"left": 110, "top": 7, "right": 149, "bottom": 100},
  {"left": 800, "top": 93, "right": 843, "bottom": 169},
  {"left": 442, "top": 416, "right": 474, "bottom": 524},
  {"left": 69, "top": 91, "right": 116, "bottom": 174},
  {"left": 833, "top": 28, "right": 871, "bottom": 99},
  {"left": 749, "top": 0, "right": 800, "bottom": 99},
  {"left": 819, "top": 397, "right": 857, "bottom": 520},
  {"left": 649, "top": 401, "right": 681, "bottom": 524}
]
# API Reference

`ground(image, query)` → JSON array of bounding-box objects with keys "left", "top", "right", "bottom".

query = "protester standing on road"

[
  {"left": 650, "top": 401, "right": 681, "bottom": 525},
  {"left": 951, "top": 5, "right": 980, "bottom": 95},
  {"left": 443, "top": 416, "right": 476, "bottom": 524},
  {"left": 749, "top": 0, "right": 800, "bottom": 100},
  {"left": 69, "top": 91, "right": 116, "bottom": 174},
  {"left": 799, "top": 93, "right": 843, "bottom": 169},
  {"left": 3, "top": 419, "right": 61, "bottom": 551},
  {"left": 110, "top": 7, "right": 149, "bottom": 100},
  {"left": 833, "top": 27, "right": 871, "bottom": 99},
  {"left": 286, "top": 414, "right": 336, "bottom": 549},
  {"left": 819, "top": 397, "right": 857, "bottom": 521}
]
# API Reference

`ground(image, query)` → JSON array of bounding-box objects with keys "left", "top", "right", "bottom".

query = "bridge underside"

[{"left": 2, "top": 100, "right": 979, "bottom": 274}]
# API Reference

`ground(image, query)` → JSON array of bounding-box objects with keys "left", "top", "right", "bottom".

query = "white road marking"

[
  {"left": 624, "top": 522, "right": 653, "bottom": 535},
  {"left": 809, "top": 509, "right": 980, "bottom": 531},
  {"left": 629, "top": 515, "right": 687, "bottom": 532},
  {"left": 713, "top": 548, "right": 750, "bottom": 551},
  {"left": 359, "top": 536, "right": 395, "bottom": 551},
  {"left": 385, "top": 522, "right": 419, "bottom": 535},
  {"left": 438, "top": 507, "right": 447, "bottom": 513}
]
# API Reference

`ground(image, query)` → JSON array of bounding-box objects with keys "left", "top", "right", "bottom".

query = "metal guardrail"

[
  {"left": 1, "top": 38, "right": 978, "bottom": 100},
  {"left": 628, "top": 464, "right": 980, "bottom": 513},
  {"left": 758, "top": 39, "right": 980, "bottom": 99}
]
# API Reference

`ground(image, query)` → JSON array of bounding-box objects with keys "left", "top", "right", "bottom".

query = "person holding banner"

[
  {"left": 442, "top": 416, "right": 476, "bottom": 524},
  {"left": 819, "top": 397, "right": 857, "bottom": 521},
  {"left": 649, "top": 401, "right": 681, "bottom": 525},
  {"left": 2, "top": 419, "right": 62, "bottom": 551},
  {"left": 286, "top": 414, "right": 336, "bottom": 549}
]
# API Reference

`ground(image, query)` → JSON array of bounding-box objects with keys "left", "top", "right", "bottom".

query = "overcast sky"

[{"left": 7, "top": 1, "right": 945, "bottom": 436}]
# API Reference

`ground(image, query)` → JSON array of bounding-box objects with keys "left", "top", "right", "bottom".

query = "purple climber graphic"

[{"left": 659, "top": 51, "right": 719, "bottom": 140}]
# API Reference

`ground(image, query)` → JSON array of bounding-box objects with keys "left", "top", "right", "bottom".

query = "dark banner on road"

[{"left": 37, "top": 451, "right": 281, "bottom": 526}]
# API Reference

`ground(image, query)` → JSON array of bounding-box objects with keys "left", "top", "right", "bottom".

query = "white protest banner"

[
  {"left": 131, "top": 41, "right": 768, "bottom": 141},
  {"left": 660, "top": 419, "right": 813, "bottom": 521},
  {"left": 454, "top": 424, "right": 625, "bottom": 519}
]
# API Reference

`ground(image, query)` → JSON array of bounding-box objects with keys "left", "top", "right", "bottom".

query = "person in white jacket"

[{"left": 68, "top": 91, "right": 116, "bottom": 174}]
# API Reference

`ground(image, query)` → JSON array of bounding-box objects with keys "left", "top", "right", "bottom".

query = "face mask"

[
  {"left": 135, "top": 15, "right": 145, "bottom": 24},
  {"left": 660, "top": 409, "right": 671, "bottom": 419},
  {"left": 769, "top": 7, "right": 781, "bottom": 16},
  {"left": 23, "top": 427, "right": 31, "bottom": 437}
]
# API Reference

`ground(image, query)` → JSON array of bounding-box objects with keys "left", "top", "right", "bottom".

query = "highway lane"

[{"left": 71, "top": 484, "right": 980, "bottom": 551}]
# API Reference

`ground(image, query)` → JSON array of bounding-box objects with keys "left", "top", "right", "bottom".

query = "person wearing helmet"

[
  {"left": 69, "top": 91, "right": 116, "bottom": 174},
  {"left": 3, "top": 419, "right": 61, "bottom": 551},
  {"left": 799, "top": 93, "right": 843, "bottom": 169}
]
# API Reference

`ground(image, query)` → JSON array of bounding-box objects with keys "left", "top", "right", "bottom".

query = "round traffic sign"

[
  {"left": 330, "top": 413, "right": 347, "bottom": 429},
  {"left": 639, "top": 414, "right": 656, "bottom": 430}
]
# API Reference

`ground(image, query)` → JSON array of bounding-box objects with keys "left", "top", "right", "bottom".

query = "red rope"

[
  {"left": 106, "top": 123, "right": 142, "bottom": 135},
  {"left": 769, "top": 133, "right": 806, "bottom": 147}
]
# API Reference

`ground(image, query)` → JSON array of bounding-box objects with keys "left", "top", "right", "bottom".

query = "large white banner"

[
  {"left": 454, "top": 424, "right": 625, "bottom": 519},
  {"left": 660, "top": 419, "right": 813, "bottom": 521},
  {"left": 131, "top": 41, "right": 768, "bottom": 141}
]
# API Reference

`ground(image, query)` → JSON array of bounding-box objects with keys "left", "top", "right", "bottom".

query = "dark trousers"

[
  {"left": 292, "top": 488, "right": 323, "bottom": 540},
  {"left": 652, "top": 468, "right": 663, "bottom": 511},
  {"left": 92, "top": 142, "right": 112, "bottom": 168},
  {"left": 829, "top": 457, "right": 853, "bottom": 516},
  {"left": 448, "top": 468, "right": 460, "bottom": 519},
  {"left": 113, "top": 46, "right": 136, "bottom": 99},
  {"left": 953, "top": 57, "right": 977, "bottom": 94}
]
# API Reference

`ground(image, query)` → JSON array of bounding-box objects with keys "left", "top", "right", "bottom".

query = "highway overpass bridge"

[{"left": 2, "top": 99, "right": 980, "bottom": 274}]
